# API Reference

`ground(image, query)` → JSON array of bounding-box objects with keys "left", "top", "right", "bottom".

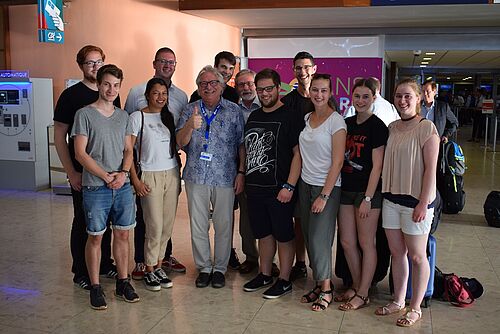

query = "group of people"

[{"left": 54, "top": 45, "right": 458, "bottom": 328}]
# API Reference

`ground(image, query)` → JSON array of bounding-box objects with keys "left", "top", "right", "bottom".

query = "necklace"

[{"left": 401, "top": 114, "right": 417, "bottom": 122}]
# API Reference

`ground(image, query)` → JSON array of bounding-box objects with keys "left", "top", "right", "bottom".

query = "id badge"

[{"left": 200, "top": 152, "right": 213, "bottom": 161}]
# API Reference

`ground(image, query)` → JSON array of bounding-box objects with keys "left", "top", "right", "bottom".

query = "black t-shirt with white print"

[
  {"left": 341, "top": 114, "right": 388, "bottom": 192},
  {"left": 244, "top": 104, "right": 304, "bottom": 195}
]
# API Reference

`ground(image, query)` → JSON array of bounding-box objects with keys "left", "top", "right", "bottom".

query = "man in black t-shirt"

[
  {"left": 280, "top": 51, "right": 318, "bottom": 281},
  {"left": 53, "top": 45, "right": 120, "bottom": 290},
  {"left": 189, "top": 51, "right": 239, "bottom": 104},
  {"left": 242, "top": 69, "right": 303, "bottom": 299}
]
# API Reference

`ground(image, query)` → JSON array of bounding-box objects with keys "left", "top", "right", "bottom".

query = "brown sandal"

[
  {"left": 338, "top": 293, "right": 370, "bottom": 311},
  {"left": 333, "top": 288, "right": 356, "bottom": 303},
  {"left": 374, "top": 301, "right": 405, "bottom": 316}
]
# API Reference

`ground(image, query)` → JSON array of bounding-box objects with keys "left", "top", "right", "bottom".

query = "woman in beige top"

[{"left": 375, "top": 79, "right": 439, "bottom": 327}]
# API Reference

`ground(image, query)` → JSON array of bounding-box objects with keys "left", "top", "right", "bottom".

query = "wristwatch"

[
  {"left": 282, "top": 183, "right": 295, "bottom": 192},
  {"left": 364, "top": 196, "right": 372, "bottom": 202},
  {"left": 121, "top": 170, "right": 130, "bottom": 178},
  {"left": 319, "top": 193, "right": 330, "bottom": 201}
]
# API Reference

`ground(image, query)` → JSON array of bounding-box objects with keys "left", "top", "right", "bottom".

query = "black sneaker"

[
  {"left": 243, "top": 273, "right": 273, "bottom": 292},
  {"left": 289, "top": 262, "right": 307, "bottom": 281},
  {"left": 144, "top": 271, "right": 161, "bottom": 291},
  {"left": 212, "top": 271, "right": 225, "bottom": 288},
  {"left": 115, "top": 278, "right": 140, "bottom": 303},
  {"left": 195, "top": 272, "right": 212, "bottom": 288},
  {"left": 228, "top": 248, "right": 241, "bottom": 270},
  {"left": 100, "top": 264, "right": 118, "bottom": 279},
  {"left": 90, "top": 284, "right": 107, "bottom": 310},
  {"left": 154, "top": 268, "right": 173, "bottom": 289},
  {"left": 74, "top": 276, "right": 91, "bottom": 290},
  {"left": 262, "top": 278, "right": 292, "bottom": 299}
]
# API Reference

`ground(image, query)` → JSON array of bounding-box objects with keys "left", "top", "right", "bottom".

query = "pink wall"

[{"left": 9, "top": 0, "right": 240, "bottom": 103}]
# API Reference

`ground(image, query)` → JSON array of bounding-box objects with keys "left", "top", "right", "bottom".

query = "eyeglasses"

[
  {"left": 83, "top": 60, "right": 104, "bottom": 67},
  {"left": 256, "top": 85, "right": 276, "bottom": 94},
  {"left": 236, "top": 81, "right": 255, "bottom": 88},
  {"left": 199, "top": 80, "right": 220, "bottom": 88},
  {"left": 294, "top": 65, "right": 313, "bottom": 72},
  {"left": 155, "top": 59, "right": 177, "bottom": 66}
]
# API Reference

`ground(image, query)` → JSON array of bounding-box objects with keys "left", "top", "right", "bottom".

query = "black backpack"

[
  {"left": 438, "top": 141, "right": 466, "bottom": 214},
  {"left": 484, "top": 191, "right": 500, "bottom": 227}
]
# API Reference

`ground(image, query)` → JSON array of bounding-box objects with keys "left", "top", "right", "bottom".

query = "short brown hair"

[
  {"left": 76, "top": 45, "right": 105, "bottom": 66},
  {"left": 96, "top": 64, "right": 123, "bottom": 84},
  {"left": 422, "top": 79, "right": 437, "bottom": 91}
]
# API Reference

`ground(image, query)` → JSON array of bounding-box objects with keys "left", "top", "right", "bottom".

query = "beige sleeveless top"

[{"left": 382, "top": 119, "right": 438, "bottom": 203}]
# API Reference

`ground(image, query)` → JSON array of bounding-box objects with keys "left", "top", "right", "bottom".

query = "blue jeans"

[{"left": 82, "top": 183, "right": 135, "bottom": 235}]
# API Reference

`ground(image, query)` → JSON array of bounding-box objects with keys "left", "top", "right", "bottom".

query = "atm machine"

[{"left": 0, "top": 71, "right": 53, "bottom": 190}]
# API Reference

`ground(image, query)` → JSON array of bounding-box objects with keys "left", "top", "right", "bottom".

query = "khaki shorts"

[{"left": 382, "top": 199, "right": 433, "bottom": 235}]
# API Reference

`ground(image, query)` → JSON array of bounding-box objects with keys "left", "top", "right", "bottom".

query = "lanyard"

[{"left": 199, "top": 100, "right": 221, "bottom": 150}]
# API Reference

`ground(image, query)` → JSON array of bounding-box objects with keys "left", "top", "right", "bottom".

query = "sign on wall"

[
  {"left": 37, "top": 0, "right": 64, "bottom": 44},
  {"left": 248, "top": 57, "right": 383, "bottom": 115}
]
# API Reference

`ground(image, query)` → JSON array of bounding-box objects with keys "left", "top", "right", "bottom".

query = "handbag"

[{"left": 133, "top": 110, "right": 145, "bottom": 176}]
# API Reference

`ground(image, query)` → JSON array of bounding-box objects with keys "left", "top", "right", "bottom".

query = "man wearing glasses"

[
  {"left": 189, "top": 51, "right": 239, "bottom": 104},
  {"left": 234, "top": 69, "right": 260, "bottom": 274},
  {"left": 54, "top": 45, "right": 119, "bottom": 290},
  {"left": 177, "top": 65, "right": 245, "bottom": 289},
  {"left": 243, "top": 68, "right": 304, "bottom": 299},
  {"left": 280, "top": 51, "right": 318, "bottom": 281},
  {"left": 124, "top": 47, "right": 188, "bottom": 280}
]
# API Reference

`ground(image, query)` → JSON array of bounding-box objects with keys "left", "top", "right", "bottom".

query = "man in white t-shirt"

[
  {"left": 124, "top": 47, "right": 188, "bottom": 279},
  {"left": 344, "top": 77, "right": 400, "bottom": 126}
]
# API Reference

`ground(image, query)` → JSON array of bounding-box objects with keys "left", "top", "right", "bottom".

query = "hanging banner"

[
  {"left": 248, "top": 57, "right": 383, "bottom": 115},
  {"left": 37, "top": 0, "right": 64, "bottom": 44}
]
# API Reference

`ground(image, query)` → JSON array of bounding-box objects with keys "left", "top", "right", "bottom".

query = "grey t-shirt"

[{"left": 71, "top": 105, "right": 132, "bottom": 186}]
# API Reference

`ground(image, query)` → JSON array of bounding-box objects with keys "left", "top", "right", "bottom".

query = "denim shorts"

[{"left": 82, "top": 183, "right": 136, "bottom": 235}]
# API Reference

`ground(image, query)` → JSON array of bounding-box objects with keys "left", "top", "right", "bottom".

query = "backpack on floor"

[
  {"left": 433, "top": 267, "right": 484, "bottom": 307},
  {"left": 444, "top": 274, "right": 475, "bottom": 307},
  {"left": 484, "top": 191, "right": 500, "bottom": 227}
]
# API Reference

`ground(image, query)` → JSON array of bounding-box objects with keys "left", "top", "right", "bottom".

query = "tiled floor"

[{"left": 1, "top": 126, "right": 499, "bottom": 333}]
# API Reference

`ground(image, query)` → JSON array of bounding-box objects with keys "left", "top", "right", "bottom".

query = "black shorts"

[{"left": 247, "top": 193, "right": 295, "bottom": 242}]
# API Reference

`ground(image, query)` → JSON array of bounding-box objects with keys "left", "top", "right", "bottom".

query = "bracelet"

[
  {"left": 282, "top": 182, "right": 295, "bottom": 192},
  {"left": 237, "top": 170, "right": 245, "bottom": 175}
]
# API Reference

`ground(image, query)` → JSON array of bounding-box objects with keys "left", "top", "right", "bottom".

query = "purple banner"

[{"left": 248, "top": 57, "right": 383, "bottom": 114}]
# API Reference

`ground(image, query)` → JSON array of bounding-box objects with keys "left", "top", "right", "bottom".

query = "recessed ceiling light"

[
  {"left": 425, "top": 52, "right": 436, "bottom": 55},
  {"left": 420, "top": 65, "right": 427, "bottom": 68},
  {"left": 423, "top": 57, "right": 432, "bottom": 60},
  {"left": 447, "top": 77, "right": 451, "bottom": 80},
  {"left": 421, "top": 62, "right": 429, "bottom": 65}
]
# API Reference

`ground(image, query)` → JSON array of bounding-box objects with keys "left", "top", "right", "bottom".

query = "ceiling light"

[
  {"left": 447, "top": 77, "right": 451, "bottom": 80},
  {"left": 420, "top": 65, "right": 427, "bottom": 68},
  {"left": 427, "top": 77, "right": 433, "bottom": 80},
  {"left": 425, "top": 52, "right": 436, "bottom": 55},
  {"left": 421, "top": 62, "right": 429, "bottom": 65},
  {"left": 423, "top": 57, "right": 432, "bottom": 61}
]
